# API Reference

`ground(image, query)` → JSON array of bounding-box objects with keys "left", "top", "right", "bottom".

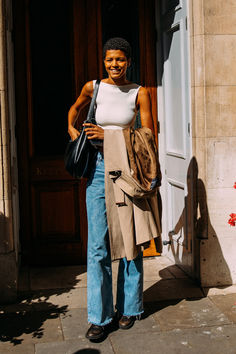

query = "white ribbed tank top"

[{"left": 93, "top": 80, "right": 141, "bottom": 130}]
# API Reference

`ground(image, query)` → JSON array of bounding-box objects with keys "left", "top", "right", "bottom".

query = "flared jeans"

[{"left": 86, "top": 152, "right": 143, "bottom": 326}]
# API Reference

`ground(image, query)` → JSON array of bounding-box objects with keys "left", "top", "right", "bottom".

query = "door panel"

[
  {"left": 32, "top": 185, "right": 78, "bottom": 237},
  {"left": 158, "top": 0, "right": 192, "bottom": 273},
  {"left": 164, "top": 27, "right": 185, "bottom": 156}
]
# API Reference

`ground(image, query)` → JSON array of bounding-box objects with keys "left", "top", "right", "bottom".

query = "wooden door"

[
  {"left": 14, "top": 0, "right": 159, "bottom": 265},
  {"left": 14, "top": 0, "right": 102, "bottom": 265}
]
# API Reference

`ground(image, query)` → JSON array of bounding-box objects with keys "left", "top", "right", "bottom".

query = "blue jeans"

[{"left": 86, "top": 152, "right": 143, "bottom": 326}]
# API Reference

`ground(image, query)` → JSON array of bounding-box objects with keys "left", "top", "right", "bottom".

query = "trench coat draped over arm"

[{"left": 104, "top": 129, "right": 162, "bottom": 261}]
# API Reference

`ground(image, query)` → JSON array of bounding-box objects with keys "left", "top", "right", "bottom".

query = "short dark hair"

[{"left": 103, "top": 37, "right": 132, "bottom": 60}]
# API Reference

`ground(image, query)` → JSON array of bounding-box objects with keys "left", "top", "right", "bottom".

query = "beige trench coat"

[{"left": 104, "top": 129, "right": 162, "bottom": 261}]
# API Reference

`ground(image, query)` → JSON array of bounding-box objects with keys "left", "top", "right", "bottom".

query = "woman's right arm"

[{"left": 68, "top": 81, "right": 93, "bottom": 141}]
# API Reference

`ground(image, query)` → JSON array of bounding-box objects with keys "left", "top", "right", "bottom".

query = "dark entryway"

[{"left": 13, "top": 0, "right": 158, "bottom": 265}]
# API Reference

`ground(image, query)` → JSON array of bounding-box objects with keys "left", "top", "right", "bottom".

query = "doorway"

[{"left": 13, "top": 0, "right": 159, "bottom": 265}]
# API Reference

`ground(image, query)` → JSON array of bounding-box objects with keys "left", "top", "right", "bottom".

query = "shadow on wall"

[
  {"left": 143, "top": 158, "right": 232, "bottom": 317},
  {"left": 164, "top": 157, "right": 232, "bottom": 289},
  {"left": 0, "top": 213, "right": 11, "bottom": 253}
]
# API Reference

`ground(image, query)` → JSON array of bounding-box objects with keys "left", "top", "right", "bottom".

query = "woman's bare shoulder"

[
  {"left": 137, "top": 86, "right": 150, "bottom": 104},
  {"left": 82, "top": 80, "right": 94, "bottom": 98},
  {"left": 138, "top": 86, "right": 149, "bottom": 96}
]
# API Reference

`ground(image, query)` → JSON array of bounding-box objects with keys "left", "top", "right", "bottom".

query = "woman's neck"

[{"left": 104, "top": 77, "right": 131, "bottom": 86}]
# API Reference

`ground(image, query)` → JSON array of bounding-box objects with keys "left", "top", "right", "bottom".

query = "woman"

[{"left": 68, "top": 38, "right": 154, "bottom": 340}]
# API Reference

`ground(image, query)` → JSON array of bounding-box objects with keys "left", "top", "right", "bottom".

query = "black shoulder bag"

[{"left": 64, "top": 79, "right": 101, "bottom": 178}]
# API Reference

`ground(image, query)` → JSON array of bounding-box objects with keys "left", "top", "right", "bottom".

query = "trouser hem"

[
  {"left": 88, "top": 316, "right": 114, "bottom": 327},
  {"left": 116, "top": 307, "right": 144, "bottom": 318}
]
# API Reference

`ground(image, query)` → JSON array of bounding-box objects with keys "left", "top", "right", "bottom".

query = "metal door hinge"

[
  {"left": 157, "top": 121, "right": 160, "bottom": 134},
  {"left": 185, "top": 17, "right": 188, "bottom": 30},
  {"left": 188, "top": 123, "right": 191, "bottom": 136}
]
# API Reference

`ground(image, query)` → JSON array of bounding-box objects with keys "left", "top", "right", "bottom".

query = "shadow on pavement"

[
  {"left": 74, "top": 350, "right": 100, "bottom": 354},
  {"left": 0, "top": 266, "right": 86, "bottom": 346}
]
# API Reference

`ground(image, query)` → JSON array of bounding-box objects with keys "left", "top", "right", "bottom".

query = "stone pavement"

[{"left": 1, "top": 256, "right": 236, "bottom": 354}]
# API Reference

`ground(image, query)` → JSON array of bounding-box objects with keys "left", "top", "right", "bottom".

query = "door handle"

[
  {"left": 163, "top": 230, "right": 176, "bottom": 245},
  {"left": 168, "top": 230, "right": 176, "bottom": 237},
  {"left": 163, "top": 240, "right": 171, "bottom": 245}
]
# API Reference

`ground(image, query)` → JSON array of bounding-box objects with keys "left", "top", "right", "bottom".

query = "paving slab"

[
  {"left": 210, "top": 294, "right": 236, "bottom": 323},
  {"left": 110, "top": 324, "right": 236, "bottom": 354},
  {"left": 153, "top": 256, "right": 174, "bottom": 267},
  {"left": 125, "top": 313, "right": 161, "bottom": 334},
  {"left": 203, "top": 284, "right": 236, "bottom": 296},
  {"left": 0, "top": 301, "right": 39, "bottom": 314},
  {"left": 110, "top": 311, "right": 161, "bottom": 336},
  {"left": 143, "top": 278, "right": 204, "bottom": 302},
  {"left": 0, "top": 311, "right": 63, "bottom": 347},
  {"left": 0, "top": 290, "right": 71, "bottom": 314},
  {"left": 183, "top": 297, "right": 231, "bottom": 327},
  {"left": 21, "top": 287, "right": 87, "bottom": 311},
  {"left": 29, "top": 263, "right": 119, "bottom": 292},
  {"left": 0, "top": 312, "right": 63, "bottom": 354},
  {"left": 35, "top": 338, "right": 114, "bottom": 354},
  {"left": 153, "top": 258, "right": 193, "bottom": 280},
  {"left": 143, "top": 258, "right": 174, "bottom": 281},
  {"left": 30, "top": 266, "right": 87, "bottom": 290},
  {"left": 147, "top": 297, "right": 231, "bottom": 331},
  {"left": 165, "top": 264, "right": 190, "bottom": 279},
  {"left": 0, "top": 343, "right": 35, "bottom": 354},
  {"left": 145, "top": 257, "right": 190, "bottom": 280},
  {"left": 60, "top": 308, "right": 88, "bottom": 340},
  {"left": 0, "top": 303, "right": 69, "bottom": 319}
]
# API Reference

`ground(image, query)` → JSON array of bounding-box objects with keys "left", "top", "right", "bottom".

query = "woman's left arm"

[{"left": 137, "top": 87, "right": 154, "bottom": 133}]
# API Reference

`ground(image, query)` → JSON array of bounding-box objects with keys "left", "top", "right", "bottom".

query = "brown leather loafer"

[
  {"left": 118, "top": 315, "right": 135, "bottom": 330},
  {"left": 85, "top": 324, "right": 105, "bottom": 340}
]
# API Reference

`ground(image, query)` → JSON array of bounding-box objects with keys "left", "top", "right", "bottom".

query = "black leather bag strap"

[{"left": 86, "top": 79, "right": 101, "bottom": 123}]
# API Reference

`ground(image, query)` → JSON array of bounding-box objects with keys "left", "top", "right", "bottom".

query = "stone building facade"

[
  {"left": 189, "top": 0, "right": 236, "bottom": 286},
  {"left": 0, "top": 0, "right": 19, "bottom": 302}
]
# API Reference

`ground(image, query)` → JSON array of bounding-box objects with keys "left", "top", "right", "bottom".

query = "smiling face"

[{"left": 104, "top": 49, "right": 131, "bottom": 82}]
